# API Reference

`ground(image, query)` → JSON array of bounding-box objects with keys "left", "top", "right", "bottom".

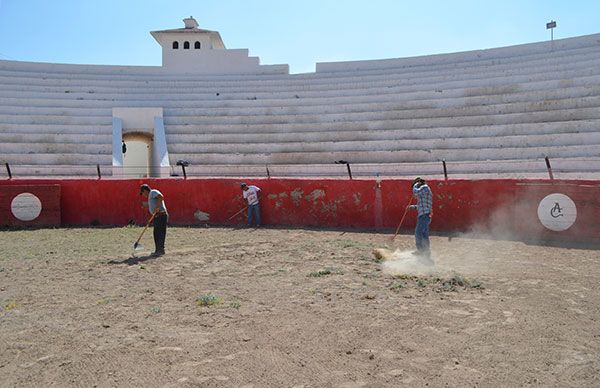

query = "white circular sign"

[
  {"left": 537, "top": 193, "right": 577, "bottom": 232},
  {"left": 11, "top": 193, "right": 43, "bottom": 221}
]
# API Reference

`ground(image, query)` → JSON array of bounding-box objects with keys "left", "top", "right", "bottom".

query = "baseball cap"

[{"left": 140, "top": 184, "right": 151, "bottom": 193}]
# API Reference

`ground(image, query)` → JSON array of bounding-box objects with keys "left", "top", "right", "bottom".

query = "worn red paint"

[
  {"left": 0, "top": 184, "right": 61, "bottom": 226},
  {"left": 0, "top": 178, "right": 598, "bottom": 243}
]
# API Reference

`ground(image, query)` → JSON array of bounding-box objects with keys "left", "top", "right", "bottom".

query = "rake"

[
  {"left": 390, "top": 197, "right": 413, "bottom": 241},
  {"left": 133, "top": 212, "right": 156, "bottom": 251}
]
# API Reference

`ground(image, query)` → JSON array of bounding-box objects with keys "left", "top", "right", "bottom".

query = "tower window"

[
  {"left": 172, "top": 41, "right": 179, "bottom": 49},
  {"left": 183, "top": 41, "right": 190, "bottom": 49},
  {"left": 194, "top": 41, "right": 201, "bottom": 49}
]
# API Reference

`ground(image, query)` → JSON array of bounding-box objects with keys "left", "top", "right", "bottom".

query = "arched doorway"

[{"left": 122, "top": 133, "right": 153, "bottom": 178}]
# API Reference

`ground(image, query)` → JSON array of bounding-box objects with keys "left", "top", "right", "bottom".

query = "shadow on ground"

[{"left": 107, "top": 255, "right": 160, "bottom": 266}]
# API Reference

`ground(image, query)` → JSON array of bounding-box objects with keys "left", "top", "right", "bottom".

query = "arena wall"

[{"left": 0, "top": 178, "right": 598, "bottom": 244}]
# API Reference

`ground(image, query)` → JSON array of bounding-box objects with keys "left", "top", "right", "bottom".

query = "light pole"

[{"left": 546, "top": 20, "right": 557, "bottom": 42}]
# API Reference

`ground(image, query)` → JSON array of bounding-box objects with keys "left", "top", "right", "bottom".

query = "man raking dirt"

[
  {"left": 140, "top": 184, "right": 168, "bottom": 256},
  {"left": 408, "top": 177, "right": 433, "bottom": 265}
]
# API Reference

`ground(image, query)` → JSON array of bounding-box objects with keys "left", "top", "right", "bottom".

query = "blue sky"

[{"left": 0, "top": 0, "right": 598, "bottom": 73}]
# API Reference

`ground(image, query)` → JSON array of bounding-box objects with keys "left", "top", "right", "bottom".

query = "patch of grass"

[
  {"left": 308, "top": 269, "right": 332, "bottom": 277},
  {"left": 196, "top": 293, "right": 221, "bottom": 307},
  {"left": 150, "top": 306, "right": 161, "bottom": 314},
  {"left": 2, "top": 300, "right": 17, "bottom": 311},
  {"left": 438, "top": 274, "right": 484, "bottom": 291},
  {"left": 389, "top": 282, "right": 405, "bottom": 291},
  {"left": 229, "top": 301, "right": 241, "bottom": 309},
  {"left": 388, "top": 274, "right": 484, "bottom": 292}
]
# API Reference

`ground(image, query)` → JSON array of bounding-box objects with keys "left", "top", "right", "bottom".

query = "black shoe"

[{"left": 151, "top": 251, "right": 164, "bottom": 257}]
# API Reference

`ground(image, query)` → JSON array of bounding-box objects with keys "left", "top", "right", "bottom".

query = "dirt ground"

[{"left": 0, "top": 226, "right": 599, "bottom": 387}]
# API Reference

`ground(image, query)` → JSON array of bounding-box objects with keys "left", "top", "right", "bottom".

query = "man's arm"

[{"left": 153, "top": 193, "right": 164, "bottom": 214}]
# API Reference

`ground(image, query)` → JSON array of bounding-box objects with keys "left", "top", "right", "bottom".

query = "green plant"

[
  {"left": 196, "top": 293, "right": 221, "bottom": 307},
  {"left": 229, "top": 301, "right": 241, "bottom": 309},
  {"left": 389, "top": 283, "right": 404, "bottom": 290},
  {"left": 308, "top": 269, "right": 332, "bottom": 277}
]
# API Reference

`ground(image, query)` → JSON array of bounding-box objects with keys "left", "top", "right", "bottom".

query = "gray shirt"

[{"left": 148, "top": 189, "right": 167, "bottom": 214}]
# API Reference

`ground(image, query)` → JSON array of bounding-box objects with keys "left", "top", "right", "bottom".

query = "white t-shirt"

[
  {"left": 243, "top": 186, "right": 261, "bottom": 205},
  {"left": 148, "top": 189, "right": 167, "bottom": 214}
]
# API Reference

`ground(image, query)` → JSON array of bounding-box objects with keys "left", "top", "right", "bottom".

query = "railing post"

[
  {"left": 266, "top": 164, "right": 271, "bottom": 179},
  {"left": 346, "top": 162, "right": 353, "bottom": 180},
  {"left": 5, "top": 163, "right": 12, "bottom": 179},
  {"left": 96, "top": 164, "right": 101, "bottom": 179},
  {"left": 181, "top": 164, "right": 187, "bottom": 179},
  {"left": 442, "top": 160, "right": 448, "bottom": 181},
  {"left": 545, "top": 156, "right": 554, "bottom": 180}
]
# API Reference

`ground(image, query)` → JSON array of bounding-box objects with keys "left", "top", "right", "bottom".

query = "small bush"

[
  {"left": 196, "top": 293, "right": 221, "bottom": 307},
  {"left": 308, "top": 269, "right": 332, "bottom": 277}
]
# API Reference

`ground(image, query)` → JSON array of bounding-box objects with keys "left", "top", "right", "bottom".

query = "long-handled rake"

[
  {"left": 390, "top": 197, "right": 413, "bottom": 241},
  {"left": 227, "top": 206, "right": 248, "bottom": 221},
  {"left": 133, "top": 212, "right": 156, "bottom": 252}
]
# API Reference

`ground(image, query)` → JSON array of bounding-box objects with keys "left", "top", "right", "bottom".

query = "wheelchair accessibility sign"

[{"left": 537, "top": 193, "right": 577, "bottom": 232}]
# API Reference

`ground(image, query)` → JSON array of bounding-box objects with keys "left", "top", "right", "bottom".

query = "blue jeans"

[
  {"left": 248, "top": 204, "right": 261, "bottom": 226},
  {"left": 415, "top": 214, "right": 431, "bottom": 255}
]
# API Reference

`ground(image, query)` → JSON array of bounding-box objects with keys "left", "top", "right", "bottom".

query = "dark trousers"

[{"left": 153, "top": 213, "right": 168, "bottom": 253}]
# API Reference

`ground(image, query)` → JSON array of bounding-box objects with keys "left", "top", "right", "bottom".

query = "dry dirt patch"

[{"left": 0, "top": 227, "right": 599, "bottom": 387}]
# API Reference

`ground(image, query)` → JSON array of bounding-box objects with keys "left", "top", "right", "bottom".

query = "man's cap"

[
  {"left": 240, "top": 182, "right": 247, "bottom": 188},
  {"left": 413, "top": 177, "right": 422, "bottom": 184},
  {"left": 140, "top": 184, "right": 151, "bottom": 193}
]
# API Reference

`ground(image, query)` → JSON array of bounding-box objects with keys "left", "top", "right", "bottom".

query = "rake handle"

[
  {"left": 391, "top": 197, "right": 413, "bottom": 241},
  {"left": 227, "top": 206, "right": 248, "bottom": 221},
  {"left": 135, "top": 212, "right": 157, "bottom": 246}
]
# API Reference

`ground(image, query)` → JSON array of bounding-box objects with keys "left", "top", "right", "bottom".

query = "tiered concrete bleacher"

[{"left": 0, "top": 33, "right": 599, "bottom": 178}]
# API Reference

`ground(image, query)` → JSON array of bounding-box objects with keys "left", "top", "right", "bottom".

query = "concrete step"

[
  {"left": 1, "top": 84, "right": 600, "bottom": 111},
  {"left": 167, "top": 132, "right": 600, "bottom": 155},
  {"left": 165, "top": 119, "right": 600, "bottom": 144},
  {"left": 0, "top": 106, "right": 112, "bottom": 116},
  {"left": 163, "top": 106, "right": 600, "bottom": 127},
  {"left": 0, "top": 70, "right": 598, "bottom": 105},
  {"left": 0, "top": 142, "right": 110, "bottom": 154},
  {"left": 1, "top": 93, "right": 599, "bottom": 120},
  {"left": 178, "top": 157, "right": 600, "bottom": 179},
  {"left": 1, "top": 153, "right": 110, "bottom": 165},
  {"left": 1, "top": 42, "right": 598, "bottom": 86},
  {"left": 0, "top": 132, "right": 111, "bottom": 144},
  {"left": 160, "top": 95, "right": 600, "bottom": 119},
  {"left": 0, "top": 123, "right": 111, "bottom": 134},
  {"left": 0, "top": 54, "right": 598, "bottom": 95},
  {"left": 168, "top": 144, "right": 600, "bottom": 165},
  {"left": 0, "top": 114, "right": 110, "bottom": 125},
  {"left": 164, "top": 107, "right": 600, "bottom": 134},
  {"left": 1, "top": 164, "right": 112, "bottom": 177}
]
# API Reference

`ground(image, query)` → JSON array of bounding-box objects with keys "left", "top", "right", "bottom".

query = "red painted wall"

[
  {"left": 0, "top": 184, "right": 60, "bottom": 227},
  {"left": 0, "top": 178, "right": 598, "bottom": 243}
]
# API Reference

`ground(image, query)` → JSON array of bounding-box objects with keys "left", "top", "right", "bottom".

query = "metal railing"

[{"left": 3, "top": 157, "right": 600, "bottom": 180}]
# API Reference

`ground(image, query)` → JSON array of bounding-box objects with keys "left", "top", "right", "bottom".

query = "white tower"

[{"left": 150, "top": 17, "right": 288, "bottom": 74}]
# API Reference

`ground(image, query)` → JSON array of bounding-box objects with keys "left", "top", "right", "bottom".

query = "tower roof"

[{"left": 150, "top": 16, "right": 225, "bottom": 49}]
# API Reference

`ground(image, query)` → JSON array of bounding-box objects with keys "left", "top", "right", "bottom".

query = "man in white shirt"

[
  {"left": 241, "top": 183, "right": 261, "bottom": 227},
  {"left": 140, "top": 184, "right": 168, "bottom": 256}
]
